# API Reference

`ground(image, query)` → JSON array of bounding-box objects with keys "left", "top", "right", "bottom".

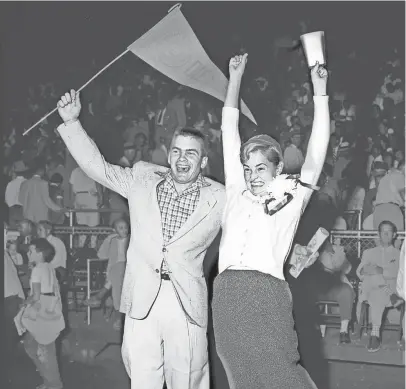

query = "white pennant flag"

[{"left": 128, "top": 4, "right": 257, "bottom": 125}]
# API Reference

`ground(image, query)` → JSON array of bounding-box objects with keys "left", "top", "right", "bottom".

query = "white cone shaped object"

[{"left": 300, "top": 31, "right": 326, "bottom": 67}]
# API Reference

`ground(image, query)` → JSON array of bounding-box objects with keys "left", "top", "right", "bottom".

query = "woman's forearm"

[{"left": 224, "top": 76, "right": 242, "bottom": 109}]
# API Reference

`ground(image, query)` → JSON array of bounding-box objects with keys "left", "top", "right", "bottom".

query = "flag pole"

[{"left": 23, "top": 48, "right": 130, "bottom": 136}]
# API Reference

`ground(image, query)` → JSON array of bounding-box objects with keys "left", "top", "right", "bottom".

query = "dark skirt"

[{"left": 212, "top": 269, "right": 317, "bottom": 389}]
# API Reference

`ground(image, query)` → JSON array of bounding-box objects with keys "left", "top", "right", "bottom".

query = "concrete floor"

[{"left": 8, "top": 310, "right": 405, "bottom": 389}]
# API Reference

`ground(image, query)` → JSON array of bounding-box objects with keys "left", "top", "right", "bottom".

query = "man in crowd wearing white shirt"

[
  {"left": 373, "top": 161, "right": 405, "bottom": 232},
  {"left": 5, "top": 161, "right": 28, "bottom": 228},
  {"left": 283, "top": 129, "right": 305, "bottom": 174}
]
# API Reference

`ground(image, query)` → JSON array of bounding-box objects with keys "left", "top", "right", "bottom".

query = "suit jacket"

[
  {"left": 19, "top": 176, "right": 61, "bottom": 223},
  {"left": 57, "top": 121, "right": 225, "bottom": 328}
]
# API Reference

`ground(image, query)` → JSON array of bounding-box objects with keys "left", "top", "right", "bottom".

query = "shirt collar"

[{"left": 156, "top": 170, "right": 210, "bottom": 197}]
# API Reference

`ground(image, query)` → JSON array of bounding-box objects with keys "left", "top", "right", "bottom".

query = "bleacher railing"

[{"left": 50, "top": 208, "right": 406, "bottom": 325}]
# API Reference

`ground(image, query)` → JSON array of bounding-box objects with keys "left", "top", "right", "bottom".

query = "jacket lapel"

[
  {"left": 168, "top": 187, "right": 217, "bottom": 245},
  {"left": 146, "top": 178, "right": 165, "bottom": 243}
]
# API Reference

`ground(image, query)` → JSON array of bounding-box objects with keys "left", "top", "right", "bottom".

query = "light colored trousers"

[
  {"left": 24, "top": 332, "right": 63, "bottom": 389},
  {"left": 122, "top": 281, "right": 209, "bottom": 389}
]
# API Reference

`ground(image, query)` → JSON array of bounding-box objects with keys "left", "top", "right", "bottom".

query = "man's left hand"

[{"left": 310, "top": 62, "right": 328, "bottom": 96}]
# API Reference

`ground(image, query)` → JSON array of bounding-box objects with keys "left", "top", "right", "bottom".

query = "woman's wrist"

[{"left": 64, "top": 118, "right": 79, "bottom": 126}]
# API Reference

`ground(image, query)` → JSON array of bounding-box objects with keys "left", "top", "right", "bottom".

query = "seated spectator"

[
  {"left": 19, "top": 160, "right": 62, "bottom": 224},
  {"left": 356, "top": 221, "right": 401, "bottom": 352},
  {"left": 5, "top": 161, "right": 28, "bottom": 228},
  {"left": 362, "top": 162, "right": 388, "bottom": 221},
  {"left": 314, "top": 240, "right": 355, "bottom": 343},
  {"left": 283, "top": 129, "right": 304, "bottom": 174},
  {"left": 373, "top": 161, "right": 405, "bottom": 232},
  {"left": 49, "top": 173, "right": 66, "bottom": 225},
  {"left": 36, "top": 220, "right": 67, "bottom": 281}
]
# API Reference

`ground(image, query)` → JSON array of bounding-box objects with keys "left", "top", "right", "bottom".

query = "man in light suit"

[
  {"left": 56, "top": 89, "right": 225, "bottom": 389},
  {"left": 19, "top": 161, "right": 62, "bottom": 223}
]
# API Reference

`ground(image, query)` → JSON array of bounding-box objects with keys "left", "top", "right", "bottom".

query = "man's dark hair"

[
  {"left": 30, "top": 238, "right": 56, "bottom": 263},
  {"left": 378, "top": 220, "right": 397, "bottom": 234},
  {"left": 171, "top": 127, "right": 208, "bottom": 157}
]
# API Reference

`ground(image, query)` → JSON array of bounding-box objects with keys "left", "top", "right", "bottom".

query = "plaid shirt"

[
  {"left": 157, "top": 171, "right": 210, "bottom": 274},
  {"left": 157, "top": 171, "right": 210, "bottom": 243}
]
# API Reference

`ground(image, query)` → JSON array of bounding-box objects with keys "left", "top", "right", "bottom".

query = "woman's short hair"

[
  {"left": 240, "top": 134, "right": 283, "bottom": 167},
  {"left": 30, "top": 238, "right": 56, "bottom": 263}
]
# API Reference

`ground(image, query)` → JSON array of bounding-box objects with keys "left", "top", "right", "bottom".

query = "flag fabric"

[{"left": 128, "top": 5, "right": 257, "bottom": 125}]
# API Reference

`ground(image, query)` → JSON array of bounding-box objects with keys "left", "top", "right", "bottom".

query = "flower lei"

[{"left": 245, "top": 174, "right": 299, "bottom": 205}]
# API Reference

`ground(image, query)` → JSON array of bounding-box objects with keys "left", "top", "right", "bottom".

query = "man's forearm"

[{"left": 224, "top": 77, "right": 242, "bottom": 109}]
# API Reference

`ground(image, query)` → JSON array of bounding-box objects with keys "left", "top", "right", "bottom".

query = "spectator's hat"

[
  {"left": 12, "top": 160, "right": 28, "bottom": 174},
  {"left": 372, "top": 161, "right": 388, "bottom": 176}
]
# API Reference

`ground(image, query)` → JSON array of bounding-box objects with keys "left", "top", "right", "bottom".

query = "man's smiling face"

[{"left": 168, "top": 134, "right": 207, "bottom": 187}]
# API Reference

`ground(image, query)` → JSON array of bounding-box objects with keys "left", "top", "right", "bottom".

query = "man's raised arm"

[
  {"left": 57, "top": 90, "right": 133, "bottom": 199},
  {"left": 222, "top": 54, "right": 249, "bottom": 191},
  {"left": 300, "top": 63, "right": 330, "bottom": 187}
]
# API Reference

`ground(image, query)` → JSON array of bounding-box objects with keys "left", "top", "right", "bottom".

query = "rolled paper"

[
  {"left": 300, "top": 31, "right": 326, "bottom": 67},
  {"left": 289, "top": 227, "right": 329, "bottom": 278}
]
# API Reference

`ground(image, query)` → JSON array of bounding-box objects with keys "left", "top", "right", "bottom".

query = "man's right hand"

[{"left": 57, "top": 89, "right": 82, "bottom": 123}]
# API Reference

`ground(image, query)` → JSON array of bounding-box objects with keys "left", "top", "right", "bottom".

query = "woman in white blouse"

[{"left": 212, "top": 54, "right": 329, "bottom": 389}]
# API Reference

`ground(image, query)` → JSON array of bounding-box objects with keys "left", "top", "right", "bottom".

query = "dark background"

[{"left": 1, "top": 1, "right": 404, "bottom": 117}]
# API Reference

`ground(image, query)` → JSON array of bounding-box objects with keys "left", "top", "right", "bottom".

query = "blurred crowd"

[{"left": 3, "top": 27, "right": 404, "bottom": 240}]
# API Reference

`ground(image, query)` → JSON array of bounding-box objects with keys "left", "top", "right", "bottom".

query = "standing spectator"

[
  {"left": 283, "top": 129, "right": 305, "bottom": 174},
  {"left": 5, "top": 161, "right": 27, "bottom": 228},
  {"left": 37, "top": 221, "right": 67, "bottom": 278},
  {"left": 20, "top": 238, "right": 65, "bottom": 389},
  {"left": 7, "top": 241, "right": 23, "bottom": 266},
  {"left": 150, "top": 138, "right": 169, "bottom": 167},
  {"left": 70, "top": 167, "right": 102, "bottom": 248},
  {"left": 373, "top": 161, "right": 405, "bottom": 232},
  {"left": 49, "top": 173, "right": 66, "bottom": 225},
  {"left": 19, "top": 161, "right": 62, "bottom": 224}
]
